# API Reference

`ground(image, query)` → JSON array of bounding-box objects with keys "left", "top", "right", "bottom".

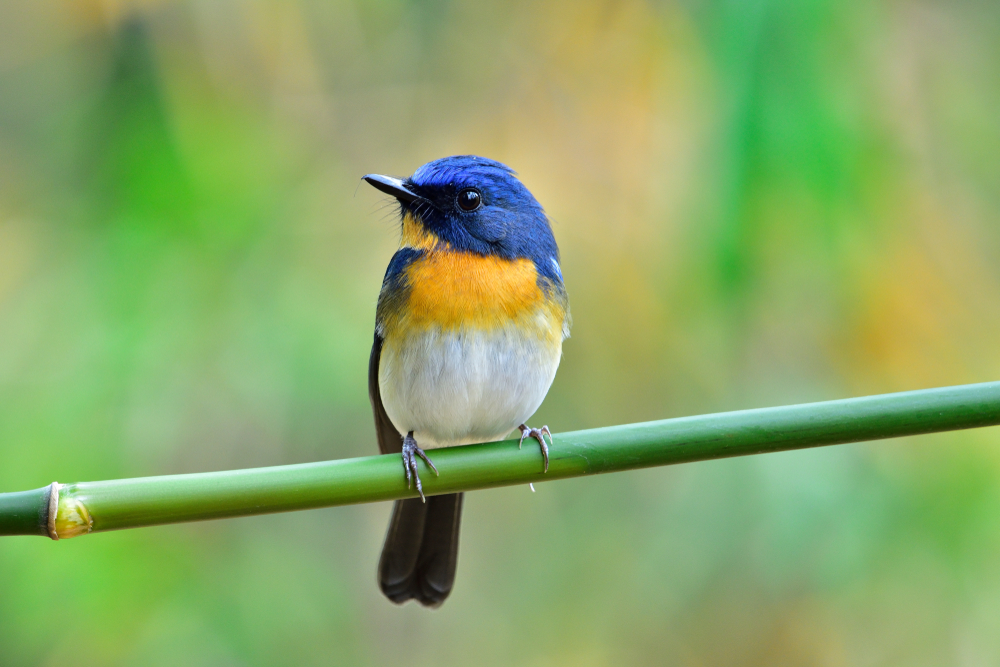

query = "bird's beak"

[{"left": 363, "top": 174, "right": 422, "bottom": 204}]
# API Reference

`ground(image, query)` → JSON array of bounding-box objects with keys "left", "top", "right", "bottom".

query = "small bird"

[{"left": 364, "top": 155, "right": 570, "bottom": 607}]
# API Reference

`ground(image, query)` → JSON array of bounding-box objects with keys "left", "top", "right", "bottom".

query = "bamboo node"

[
  {"left": 46, "top": 482, "right": 59, "bottom": 540},
  {"left": 54, "top": 488, "right": 93, "bottom": 540}
]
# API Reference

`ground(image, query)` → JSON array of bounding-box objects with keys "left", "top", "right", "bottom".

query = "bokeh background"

[{"left": 2, "top": 1, "right": 1000, "bottom": 664}]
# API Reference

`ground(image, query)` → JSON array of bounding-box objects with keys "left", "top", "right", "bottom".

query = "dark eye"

[{"left": 457, "top": 188, "right": 482, "bottom": 212}]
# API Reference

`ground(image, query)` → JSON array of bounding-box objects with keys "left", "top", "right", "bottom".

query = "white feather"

[{"left": 379, "top": 320, "right": 562, "bottom": 449}]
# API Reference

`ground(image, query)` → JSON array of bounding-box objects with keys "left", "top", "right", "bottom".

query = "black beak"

[{"left": 363, "top": 174, "right": 422, "bottom": 204}]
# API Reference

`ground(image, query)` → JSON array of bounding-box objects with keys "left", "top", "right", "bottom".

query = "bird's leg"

[
  {"left": 518, "top": 424, "right": 552, "bottom": 473},
  {"left": 402, "top": 431, "right": 439, "bottom": 502}
]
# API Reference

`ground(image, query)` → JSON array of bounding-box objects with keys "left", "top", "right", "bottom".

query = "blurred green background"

[{"left": 2, "top": 1, "right": 1000, "bottom": 665}]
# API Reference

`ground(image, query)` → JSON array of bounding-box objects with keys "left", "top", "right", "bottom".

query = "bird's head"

[{"left": 364, "top": 155, "right": 562, "bottom": 283}]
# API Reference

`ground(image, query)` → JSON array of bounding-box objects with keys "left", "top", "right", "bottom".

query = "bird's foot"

[
  {"left": 402, "top": 431, "right": 439, "bottom": 502},
  {"left": 518, "top": 424, "right": 552, "bottom": 473}
]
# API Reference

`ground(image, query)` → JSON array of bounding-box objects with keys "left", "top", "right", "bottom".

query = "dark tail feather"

[{"left": 378, "top": 493, "right": 463, "bottom": 607}]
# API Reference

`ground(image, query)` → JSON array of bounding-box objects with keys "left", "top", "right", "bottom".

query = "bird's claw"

[
  {"left": 518, "top": 424, "right": 552, "bottom": 473},
  {"left": 402, "top": 432, "right": 438, "bottom": 502}
]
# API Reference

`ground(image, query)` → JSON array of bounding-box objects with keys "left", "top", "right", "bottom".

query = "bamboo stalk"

[{"left": 2, "top": 381, "right": 999, "bottom": 540}]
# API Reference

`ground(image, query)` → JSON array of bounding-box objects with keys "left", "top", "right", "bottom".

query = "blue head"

[{"left": 365, "top": 156, "right": 563, "bottom": 284}]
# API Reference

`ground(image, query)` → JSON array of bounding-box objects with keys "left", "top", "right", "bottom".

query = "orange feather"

[{"left": 382, "top": 214, "right": 566, "bottom": 340}]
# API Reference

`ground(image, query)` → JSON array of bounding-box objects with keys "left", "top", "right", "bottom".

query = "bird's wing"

[
  {"left": 371, "top": 247, "right": 425, "bottom": 455},
  {"left": 369, "top": 332, "right": 403, "bottom": 455}
]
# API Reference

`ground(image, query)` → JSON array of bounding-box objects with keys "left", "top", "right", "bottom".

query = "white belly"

[{"left": 378, "top": 326, "right": 562, "bottom": 448}]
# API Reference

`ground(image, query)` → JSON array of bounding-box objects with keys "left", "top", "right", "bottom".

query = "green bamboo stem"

[{"left": 2, "top": 381, "right": 999, "bottom": 540}]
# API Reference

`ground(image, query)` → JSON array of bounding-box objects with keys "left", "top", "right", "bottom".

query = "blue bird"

[{"left": 364, "top": 156, "right": 570, "bottom": 607}]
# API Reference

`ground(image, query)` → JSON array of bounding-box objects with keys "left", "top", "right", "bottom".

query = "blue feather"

[
  {"left": 398, "top": 156, "right": 564, "bottom": 288},
  {"left": 376, "top": 247, "right": 425, "bottom": 336}
]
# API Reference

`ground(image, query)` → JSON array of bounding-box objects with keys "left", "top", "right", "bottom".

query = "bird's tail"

[{"left": 378, "top": 492, "right": 463, "bottom": 607}]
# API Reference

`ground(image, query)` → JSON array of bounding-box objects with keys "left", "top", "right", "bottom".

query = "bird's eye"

[{"left": 457, "top": 188, "right": 482, "bottom": 212}]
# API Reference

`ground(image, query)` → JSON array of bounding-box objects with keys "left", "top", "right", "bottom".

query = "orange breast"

[
  {"left": 379, "top": 213, "right": 568, "bottom": 341},
  {"left": 377, "top": 248, "right": 566, "bottom": 342},
  {"left": 402, "top": 250, "right": 549, "bottom": 330}
]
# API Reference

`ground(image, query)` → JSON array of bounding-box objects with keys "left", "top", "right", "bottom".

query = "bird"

[{"left": 363, "top": 155, "right": 570, "bottom": 607}]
